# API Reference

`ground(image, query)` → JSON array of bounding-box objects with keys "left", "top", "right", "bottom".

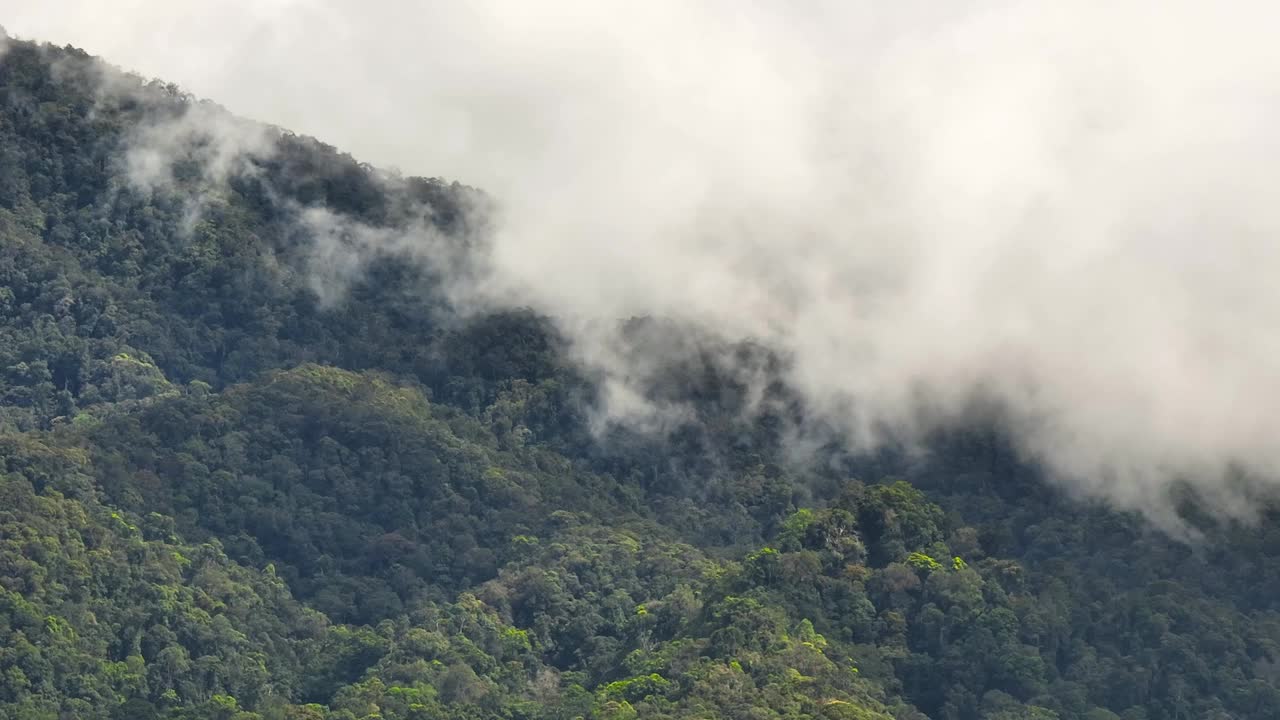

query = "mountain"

[{"left": 2, "top": 35, "right": 1280, "bottom": 720}]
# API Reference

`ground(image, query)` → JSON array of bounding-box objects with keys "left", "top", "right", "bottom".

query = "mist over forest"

[{"left": 1, "top": 5, "right": 1279, "bottom": 720}]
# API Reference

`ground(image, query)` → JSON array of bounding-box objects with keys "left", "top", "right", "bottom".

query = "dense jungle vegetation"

[{"left": 3, "top": 36, "right": 1280, "bottom": 720}]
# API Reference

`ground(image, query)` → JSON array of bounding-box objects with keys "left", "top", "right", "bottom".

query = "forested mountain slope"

[{"left": 3, "top": 35, "right": 1280, "bottom": 720}]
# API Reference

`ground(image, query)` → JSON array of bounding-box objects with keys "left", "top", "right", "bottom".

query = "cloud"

[
  {"left": 295, "top": 203, "right": 476, "bottom": 308},
  {"left": 120, "top": 98, "right": 277, "bottom": 235},
  {"left": 122, "top": 101, "right": 273, "bottom": 195},
  {"left": 41, "top": 46, "right": 282, "bottom": 234},
  {"left": 9, "top": 1, "right": 1280, "bottom": 526}
]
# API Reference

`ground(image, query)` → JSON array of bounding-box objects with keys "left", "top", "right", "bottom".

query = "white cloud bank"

[{"left": 8, "top": 1, "right": 1280, "bottom": 524}]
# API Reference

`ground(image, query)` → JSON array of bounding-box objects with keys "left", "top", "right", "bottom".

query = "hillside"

[{"left": 2, "top": 36, "right": 1280, "bottom": 720}]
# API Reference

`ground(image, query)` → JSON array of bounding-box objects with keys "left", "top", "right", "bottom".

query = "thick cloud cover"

[{"left": 8, "top": 2, "right": 1280, "bottom": 525}]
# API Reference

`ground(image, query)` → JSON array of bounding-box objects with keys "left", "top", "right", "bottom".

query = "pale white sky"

[{"left": 8, "top": 1, "right": 1280, "bottom": 524}]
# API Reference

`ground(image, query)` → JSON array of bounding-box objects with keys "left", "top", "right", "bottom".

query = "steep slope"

[{"left": 1, "top": 34, "right": 1280, "bottom": 720}]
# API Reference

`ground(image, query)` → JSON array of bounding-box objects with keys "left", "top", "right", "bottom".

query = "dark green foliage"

[{"left": 0, "top": 34, "right": 1278, "bottom": 720}]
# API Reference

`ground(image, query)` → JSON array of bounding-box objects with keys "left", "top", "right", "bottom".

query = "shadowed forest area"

[{"left": 4, "top": 37, "right": 1280, "bottom": 720}]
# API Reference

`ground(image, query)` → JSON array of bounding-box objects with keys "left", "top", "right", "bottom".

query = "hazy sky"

[{"left": 8, "top": 2, "right": 1280, "bottom": 527}]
